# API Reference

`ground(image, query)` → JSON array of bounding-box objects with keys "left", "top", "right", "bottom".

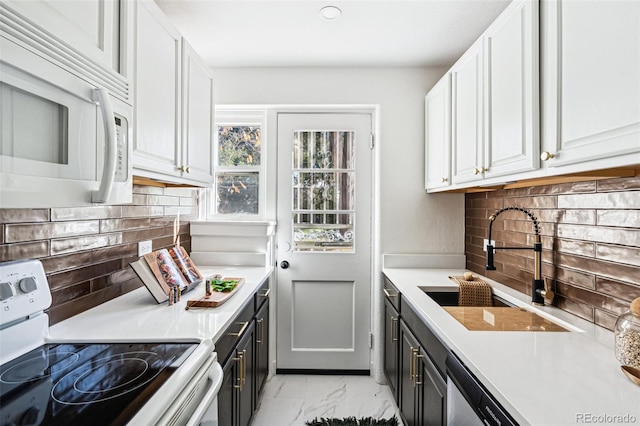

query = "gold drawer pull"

[
  {"left": 259, "top": 288, "right": 271, "bottom": 298},
  {"left": 229, "top": 321, "right": 249, "bottom": 337},
  {"left": 257, "top": 318, "right": 264, "bottom": 345},
  {"left": 383, "top": 288, "right": 397, "bottom": 298},
  {"left": 391, "top": 317, "right": 398, "bottom": 342}
]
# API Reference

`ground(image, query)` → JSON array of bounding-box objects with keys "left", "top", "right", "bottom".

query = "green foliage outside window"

[{"left": 217, "top": 126, "right": 261, "bottom": 166}]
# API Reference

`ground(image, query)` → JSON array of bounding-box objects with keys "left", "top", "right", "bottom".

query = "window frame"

[{"left": 207, "top": 109, "right": 267, "bottom": 220}]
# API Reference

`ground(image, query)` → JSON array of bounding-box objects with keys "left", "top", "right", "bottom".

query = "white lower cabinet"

[
  {"left": 133, "top": 0, "right": 214, "bottom": 186},
  {"left": 540, "top": 0, "right": 640, "bottom": 171}
]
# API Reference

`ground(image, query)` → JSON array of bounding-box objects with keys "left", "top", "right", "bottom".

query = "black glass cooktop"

[{"left": 0, "top": 342, "right": 197, "bottom": 426}]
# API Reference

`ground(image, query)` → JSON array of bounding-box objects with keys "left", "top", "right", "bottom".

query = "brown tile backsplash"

[
  {"left": 465, "top": 176, "right": 640, "bottom": 330},
  {"left": 0, "top": 185, "right": 198, "bottom": 325}
]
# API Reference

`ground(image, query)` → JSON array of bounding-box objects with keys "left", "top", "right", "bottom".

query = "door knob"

[{"left": 280, "top": 261, "right": 290, "bottom": 269}]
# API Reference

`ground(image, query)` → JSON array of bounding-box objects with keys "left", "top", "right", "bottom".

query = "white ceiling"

[{"left": 154, "top": 0, "right": 511, "bottom": 68}]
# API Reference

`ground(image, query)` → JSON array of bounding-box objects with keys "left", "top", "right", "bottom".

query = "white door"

[{"left": 276, "top": 113, "right": 373, "bottom": 371}]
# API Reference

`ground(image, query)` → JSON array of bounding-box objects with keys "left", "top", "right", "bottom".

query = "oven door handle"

[{"left": 185, "top": 361, "right": 223, "bottom": 426}]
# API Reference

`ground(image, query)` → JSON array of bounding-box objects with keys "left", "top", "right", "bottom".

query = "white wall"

[{"left": 212, "top": 66, "right": 465, "bottom": 255}]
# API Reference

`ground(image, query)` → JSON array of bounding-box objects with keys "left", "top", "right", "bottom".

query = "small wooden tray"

[{"left": 186, "top": 277, "right": 244, "bottom": 309}]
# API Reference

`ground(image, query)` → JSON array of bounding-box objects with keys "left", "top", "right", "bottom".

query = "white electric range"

[{"left": 0, "top": 259, "right": 222, "bottom": 426}]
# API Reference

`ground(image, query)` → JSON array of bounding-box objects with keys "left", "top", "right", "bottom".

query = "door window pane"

[{"left": 292, "top": 131, "right": 355, "bottom": 252}]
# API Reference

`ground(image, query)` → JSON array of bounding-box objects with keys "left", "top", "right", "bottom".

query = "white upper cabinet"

[
  {"left": 425, "top": 74, "right": 452, "bottom": 190},
  {"left": 181, "top": 40, "right": 215, "bottom": 184},
  {"left": 451, "top": 38, "right": 484, "bottom": 184},
  {"left": 133, "top": 0, "right": 182, "bottom": 178},
  {"left": 484, "top": 0, "right": 540, "bottom": 178},
  {"left": 450, "top": 0, "right": 538, "bottom": 186},
  {"left": 541, "top": 0, "right": 640, "bottom": 170},
  {"left": 132, "top": 0, "right": 214, "bottom": 186},
  {"left": 3, "top": 0, "right": 120, "bottom": 71},
  {"left": 0, "top": 0, "right": 133, "bottom": 103}
]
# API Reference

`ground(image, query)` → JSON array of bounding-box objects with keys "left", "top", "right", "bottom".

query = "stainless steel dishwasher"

[{"left": 446, "top": 352, "right": 519, "bottom": 426}]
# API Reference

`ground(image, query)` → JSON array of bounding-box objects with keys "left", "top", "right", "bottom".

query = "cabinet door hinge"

[{"left": 369, "top": 134, "right": 375, "bottom": 150}]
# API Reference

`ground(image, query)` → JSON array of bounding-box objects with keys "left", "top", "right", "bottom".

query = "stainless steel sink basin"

[
  {"left": 423, "top": 290, "right": 514, "bottom": 308},
  {"left": 422, "top": 289, "right": 571, "bottom": 332}
]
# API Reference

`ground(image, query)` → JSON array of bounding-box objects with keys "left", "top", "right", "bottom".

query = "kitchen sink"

[
  {"left": 422, "top": 290, "right": 514, "bottom": 308},
  {"left": 422, "top": 289, "right": 571, "bottom": 332}
]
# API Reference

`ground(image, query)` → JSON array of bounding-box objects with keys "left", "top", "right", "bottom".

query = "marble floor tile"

[{"left": 251, "top": 375, "right": 403, "bottom": 426}]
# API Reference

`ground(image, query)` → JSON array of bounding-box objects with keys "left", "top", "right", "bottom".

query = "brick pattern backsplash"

[
  {"left": 0, "top": 185, "right": 198, "bottom": 325},
  {"left": 465, "top": 176, "right": 640, "bottom": 330}
]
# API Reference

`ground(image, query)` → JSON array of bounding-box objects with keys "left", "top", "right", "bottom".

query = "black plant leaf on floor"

[{"left": 305, "top": 416, "right": 399, "bottom": 426}]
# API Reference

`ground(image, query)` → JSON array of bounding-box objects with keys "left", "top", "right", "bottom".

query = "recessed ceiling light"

[{"left": 320, "top": 6, "right": 342, "bottom": 21}]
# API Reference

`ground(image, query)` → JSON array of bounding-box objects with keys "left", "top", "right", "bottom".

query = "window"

[{"left": 211, "top": 110, "right": 266, "bottom": 218}]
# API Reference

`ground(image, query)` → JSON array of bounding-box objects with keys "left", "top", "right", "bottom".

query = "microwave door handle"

[{"left": 91, "top": 88, "right": 117, "bottom": 203}]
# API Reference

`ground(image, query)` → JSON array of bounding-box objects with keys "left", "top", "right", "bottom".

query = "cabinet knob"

[
  {"left": 280, "top": 261, "right": 290, "bottom": 269},
  {"left": 540, "top": 151, "right": 555, "bottom": 161},
  {"left": 441, "top": 177, "right": 448, "bottom": 183},
  {"left": 473, "top": 167, "right": 486, "bottom": 175}
]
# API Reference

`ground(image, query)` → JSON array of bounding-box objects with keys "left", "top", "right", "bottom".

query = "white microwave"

[{"left": 0, "top": 26, "right": 133, "bottom": 208}]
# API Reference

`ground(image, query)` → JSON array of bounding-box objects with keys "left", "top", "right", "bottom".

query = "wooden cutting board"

[{"left": 186, "top": 278, "right": 244, "bottom": 309}]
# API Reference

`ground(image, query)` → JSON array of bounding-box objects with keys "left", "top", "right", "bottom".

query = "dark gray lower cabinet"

[
  {"left": 219, "top": 321, "right": 255, "bottom": 426},
  {"left": 384, "top": 298, "right": 400, "bottom": 401},
  {"left": 255, "top": 298, "right": 270, "bottom": 399},
  {"left": 237, "top": 323, "right": 255, "bottom": 426},
  {"left": 399, "top": 321, "right": 446, "bottom": 426},
  {"left": 400, "top": 321, "right": 419, "bottom": 426},
  {"left": 383, "top": 283, "right": 447, "bottom": 426},
  {"left": 219, "top": 355, "right": 236, "bottom": 426},
  {"left": 217, "top": 278, "right": 271, "bottom": 426},
  {"left": 418, "top": 344, "right": 446, "bottom": 426}
]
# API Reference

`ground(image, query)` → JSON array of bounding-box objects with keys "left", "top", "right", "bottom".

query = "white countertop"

[
  {"left": 49, "top": 266, "right": 273, "bottom": 344},
  {"left": 383, "top": 267, "right": 640, "bottom": 426}
]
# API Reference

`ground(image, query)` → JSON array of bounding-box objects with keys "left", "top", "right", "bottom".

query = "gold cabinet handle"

[
  {"left": 233, "top": 353, "right": 243, "bottom": 390},
  {"left": 241, "top": 349, "right": 247, "bottom": 386},
  {"left": 473, "top": 166, "right": 487, "bottom": 175},
  {"left": 229, "top": 321, "right": 249, "bottom": 337},
  {"left": 383, "top": 288, "right": 397, "bottom": 299},
  {"left": 441, "top": 177, "right": 448, "bottom": 183},
  {"left": 259, "top": 288, "right": 271, "bottom": 298},
  {"left": 414, "top": 352, "right": 424, "bottom": 387},
  {"left": 257, "top": 318, "right": 264, "bottom": 345},
  {"left": 391, "top": 317, "right": 398, "bottom": 342},
  {"left": 409, "top": 346, "right": 416, "bottom": 383},
  {"left": 540, "top": 151, "right": 555, "bottom": 161}
]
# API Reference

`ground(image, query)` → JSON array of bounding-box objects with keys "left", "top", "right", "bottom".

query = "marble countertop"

[
  {"left": 383, "top": 267, "right": 640, "bottom": 426},
  {"left": 49, "top": 266, "right": 273, "bottom": 344}
]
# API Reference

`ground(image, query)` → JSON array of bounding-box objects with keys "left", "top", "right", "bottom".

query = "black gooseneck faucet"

[{"left": 485, "top": 206, "right": 547, "bottom": 305}]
